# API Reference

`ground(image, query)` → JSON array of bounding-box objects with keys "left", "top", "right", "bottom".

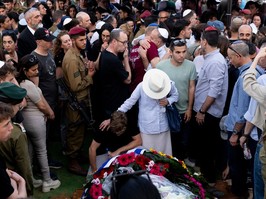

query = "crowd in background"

[{"left": 1, "top": 0, "right": 266, "bottom": 198}]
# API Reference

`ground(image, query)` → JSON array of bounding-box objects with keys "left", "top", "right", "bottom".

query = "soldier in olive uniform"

[
  {"left": 0, "top": 82, "right": 29, "bottom": 198},
  {"left": 62, "top": 26, "right": 95, "bottom": 176}
]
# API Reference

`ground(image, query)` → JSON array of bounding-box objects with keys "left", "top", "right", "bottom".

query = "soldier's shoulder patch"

[{"left": 74, "top": 71, "right": 80, "bottom": 78}]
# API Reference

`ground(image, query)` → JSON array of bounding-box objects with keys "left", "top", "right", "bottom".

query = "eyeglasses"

[
  {"left": 116, "top": 39, "right": 128, "bottom": 45},
  {"left": 29, "top": 55, "right": 38, "bottom": 63},
  {"left": 228, "top": 46, "right": 242, "bottom": 57},
  {"left": 112, "top": 170, "right": 151, "bottom": 198},
  {"left": 172, "top": 39, "right": 186, "bottom": 46}
]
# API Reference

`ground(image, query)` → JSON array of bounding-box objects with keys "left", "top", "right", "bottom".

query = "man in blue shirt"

[
  {"left": 225, "top": 40, "right": 264, "bottom": 197},
  {"left": 192, "top": 26, "right": 228, "bottom": 184}
]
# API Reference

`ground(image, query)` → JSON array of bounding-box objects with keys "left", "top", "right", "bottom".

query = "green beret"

[{"left": 0, "top": 82, "right": 27, "bottom": 105}]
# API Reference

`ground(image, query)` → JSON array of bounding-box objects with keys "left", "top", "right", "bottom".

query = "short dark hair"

[
  {"left": 169, "top": 39, "right": 186, "bottom": 51},
  {"left": 0, "top": 15, "right": 7, "bottom": 24},
  {"left": 172, "top": 19, "right": 190, "bottom": 38},
  {"left": 109, "top": 29, "right": 124, "bottom": 43},
  {"left": 7, "top": 11, "right": 19, "bottom": 23},
  {"left": 0, "top": 102, "right": 13, "bottom": 123},
  {"left": 2, "top": 30, "right": 17, "bottom": 43},
  {"left": 2, "top": 0, "right": 13, "bottom": 3},
  {"left": 201, "top": 27, "right": 219, "bottom": 47},
  {"left": 110, "top": 175, "right": 161, "bottom": 199},
  {"left": 0, "top": 63, "right": 17, "bottom": 79},
  {"left": 0, "top": 2, "right": 6, "bottom": 9},
  {"left": 110, "top": 111, "right": 127, "bottom": 136}
]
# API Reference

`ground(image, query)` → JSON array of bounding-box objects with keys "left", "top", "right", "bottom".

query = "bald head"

[
  {"left": 76, "top": 11, "right": 91, "bottom": 29},
  {"left": 238, "top": 24, "right": 252, "bottom": 41}
]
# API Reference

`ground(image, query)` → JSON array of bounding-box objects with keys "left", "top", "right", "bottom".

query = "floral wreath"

[{"left": 82, "top": 148, "right": 209, "bottom": 199}]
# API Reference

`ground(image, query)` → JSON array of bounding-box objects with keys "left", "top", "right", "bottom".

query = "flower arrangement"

[{"left": 82, "top": 148, "right": 208, "bottom": 199}]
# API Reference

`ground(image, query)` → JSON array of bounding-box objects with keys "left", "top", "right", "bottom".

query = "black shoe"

[{"left": 48, "top": 159, "right": 63, "bottom": 169}]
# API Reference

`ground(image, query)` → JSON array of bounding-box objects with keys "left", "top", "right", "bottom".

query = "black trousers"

[{"left": 191, "top": 111, "right": 222, "bottom": 183}]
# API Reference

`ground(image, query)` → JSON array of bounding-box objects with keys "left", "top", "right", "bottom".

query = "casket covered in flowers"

[{"left": 82, "top": 148, "right": 209, "bottom": 199}]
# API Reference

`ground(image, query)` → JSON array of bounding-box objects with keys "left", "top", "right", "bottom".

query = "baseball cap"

[{"left": 34, "top": 28, "right": 56, "bottom": 42}]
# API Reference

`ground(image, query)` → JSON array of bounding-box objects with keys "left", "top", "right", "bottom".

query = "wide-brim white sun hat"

[{"left": 142, "top": 69, "right": 171, "bottom": 99}]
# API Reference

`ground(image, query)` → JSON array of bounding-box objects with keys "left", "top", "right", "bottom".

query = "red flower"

[
  {"left": 89, "top": 184, "right": 103, "bottom": 199},
  {"left": 127, "top": 152, "right": 135, "bottom": 163},
  {"left": 135, "top": 155, "right": 150, "bottom": 169},
  {"left": 164, "top": 163, "right": 170, "bottom": 169},
  {"left": 117, "top": 154, "right": 130, "bottom": 166}
]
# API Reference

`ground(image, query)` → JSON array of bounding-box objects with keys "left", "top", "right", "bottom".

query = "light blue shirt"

[
  {"left": 225, "top": 63, "right": 264, "bottom": 132},
  {"left": 193, "top": 49, "right": 228, "bottom": 118},
  {"left": 118, "top": 81, "right": 178, "bottom": 134}
]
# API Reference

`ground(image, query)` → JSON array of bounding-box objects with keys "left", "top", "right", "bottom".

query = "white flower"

[
  {"left": 146, "top": 160, "right": 155, "bottom": 171},
  {"left": 149, "top": 160, "right": 155, "bottom": 167},
  {"left": 98, "top": 196, "right": 105, "bottom": 199},
  {"left": 164, "top": 193, "right": 186, "bottom": 199},
  {"left": 92, "top": 178, "right": 100, "bottom": 185},
  {"left": 103, "top": 172, "right": 108, "bottom": 178}
]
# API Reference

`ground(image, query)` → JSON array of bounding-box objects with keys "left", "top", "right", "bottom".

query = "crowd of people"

[{"left": 0, "top": 0, "right": 266, "bottom": 198}]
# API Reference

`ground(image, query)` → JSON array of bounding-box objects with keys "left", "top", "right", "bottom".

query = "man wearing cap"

[
  {"left": 32, "top": 27, "right": 57, "bottom": 139},
  {"left": 240, "top": 9, "right": 252, "bottom": 25},
  {"left": 182, "top": 9, "right": 199, "bottom": 47},
  {"left": 62, "top": 26, "right": 95, "bottom": 176},
  {"left": 0, "top": 82, "right": 28, "bottom": 199},
  {"left": 191, "top": 27, "right": 228, "bottom": 184},
  {"left": 157, "top": 39, "right": 196, "bottom": 160},
  {"left": 17, "top": 7, "right": 42, "bottom": 59}
]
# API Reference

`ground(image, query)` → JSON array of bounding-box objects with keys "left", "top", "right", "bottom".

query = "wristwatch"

[
  {"left": 199, "top": 109, "right": 206, "bottom": 114},
  {"left": 232, "top": 129, "right": 239, "bottom": 135}
]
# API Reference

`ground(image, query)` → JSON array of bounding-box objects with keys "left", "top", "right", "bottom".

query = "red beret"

[
  {"left": 68, "top": 27, "right": 86, "bottom": 36},
  {"left": 140, "top": 10, "right": 151, "bottom": 19},
  {"left": 240, "top": 9, "right": 251, "bottom": 15}
]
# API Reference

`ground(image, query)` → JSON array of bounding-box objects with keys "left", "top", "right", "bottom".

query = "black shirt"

[{"left": 0, "top": 156, "right": 14, "bottom": 199}]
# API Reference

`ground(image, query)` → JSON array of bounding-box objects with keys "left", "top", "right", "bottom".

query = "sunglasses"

[
  {"left": 172, "top": 39, "right": 186, "bottom": 46},
  {"left": 29, "top": 55, "right": 38, "bottom": 63},
  {"left": 112, "top": 170, "right": 151, "bottom": 198}
]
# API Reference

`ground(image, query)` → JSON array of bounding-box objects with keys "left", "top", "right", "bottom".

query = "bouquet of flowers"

[{"left": 82, "top": 148, "right": 208, "bottom": 199}]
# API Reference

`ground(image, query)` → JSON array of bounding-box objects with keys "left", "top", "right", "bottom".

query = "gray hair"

[
  {"left": 231, "top": 42, "right": 249, "bottom": 57},
  {"left": 109, "top": 28, "right": 124, "bottom": 43},
  {"left": 76, "top": 11, "right": 88, "bottom": 22},
  {"left": 24, "top": 7, "right": 38, "bottom": 21}
]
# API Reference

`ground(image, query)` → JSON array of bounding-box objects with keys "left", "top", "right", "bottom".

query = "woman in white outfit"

[
  {"left": 118, "top": 69, "right": 178, "bottom": 155},
  {"left": 18, "top": 54, "right": 61, "bottom": 192}
]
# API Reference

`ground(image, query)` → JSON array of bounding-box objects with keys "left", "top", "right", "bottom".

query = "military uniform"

[
  {"left": 62, "top": 47, "right": 93, "bottom": 159},
  {"left": 0, "top": 123, "right": 34, "bottom": 195}
]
